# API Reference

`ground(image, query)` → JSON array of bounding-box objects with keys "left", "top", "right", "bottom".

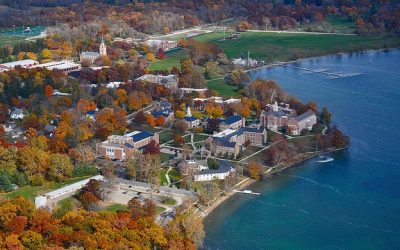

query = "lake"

[{"left": 204, "top": 49, "right": 400, "bottom": 249}]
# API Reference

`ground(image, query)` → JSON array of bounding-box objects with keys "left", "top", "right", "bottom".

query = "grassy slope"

[
  {"left": 5, "top": 176, "right": 94, "bottom": 201},
  {"left": 0, "top": 35, "right": 25, "bottom": 47},
  {"left": 149, "top": 48, "right": 187, "bottom": 71},
  {"left": 207, "top": 78, "right": 238, "bottom": 97}
]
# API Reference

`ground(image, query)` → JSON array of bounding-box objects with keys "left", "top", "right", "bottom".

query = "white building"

[
  {"left": 32, "top": 60, "right": 81, "bottom": 73},
  {"left": 10, "top": 108, "right": 25, "bottom": 119},
  {"left": 0, "top": 59, "right": 38, "bottom": 72},
  {"left": 34, "top": 175, "right": 105, "bottom": 208},
  {"left": 194, "top": 160, "right": 235, "bottom": 182},
  {"left": 106, "top": 81, "right": 125, "bottom": 88}
]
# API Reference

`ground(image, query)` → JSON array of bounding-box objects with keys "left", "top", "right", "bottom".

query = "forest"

[{"left": 0, "top": 0, "right": 399, "bottom": 34}]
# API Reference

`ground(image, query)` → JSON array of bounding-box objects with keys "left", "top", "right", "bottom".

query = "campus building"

[
  {"left": 96, "top": 131, "right": 159, "bottom": 161},
  {"left": 135, "top": 74, "right": 178, "bottom": 89},
  {"left": 260, "top": 101, "right": 316, "bottom": 135},
  {"left": 209, "top": 126, "right": 267, "bottom": 159},
  {"left": 80, "top": 37, "right": 107, "bottom": 64}
]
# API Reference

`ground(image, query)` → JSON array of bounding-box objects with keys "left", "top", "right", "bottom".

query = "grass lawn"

[
  {"left": 160, "top": 152, "right": 174, "bottom": 162},
  {"left": 301, "top": 14, "right": 357, "bottom": 34},
  {"left": 157, "top": 206, "right": 166, "bottom": 214},
  {"left": 207, "top": 78, "right": 238, "bottom": 97},
  {"left": 160, "top": 169, "right": 169, "bottom": 186},
  {"left": 5, "top": 176, "right": 94, "bottom": 201},
  {"left": 105, "top": 203, "right": 129, "bottom": 212},
  {"left": 195, "top": 31, "right": 400, "bottom": 62},
  {"left": 288, "top": 135, "right": 317, "bottom": 150},
  {"left": 159, "top": 130, "right": 177, "bottom": 144},
  {"left": 161, "top": 197, "right": 177, "bottom": 206},
  {"left": 0, "top": 35, "right": 25, "bottom": 47},
  {"left": 184, "top": 133, "right": 209, "bottom": 143},
  {"left": 149, "top": 48, "right": 187, "bottom": 71}
]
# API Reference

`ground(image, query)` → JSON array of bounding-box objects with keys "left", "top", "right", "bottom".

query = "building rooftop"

[
  {"left": 184, "top": 116, "right": 199, "bottom": 122},
  {"left": 222, "top": 115, "right": 242, "bottom": 125},
  {"left": 196, "top": 160, "right": 234, "bottom": 175},
  {"left": 295, "top": 110, "right": 315, "bottom": 122}
]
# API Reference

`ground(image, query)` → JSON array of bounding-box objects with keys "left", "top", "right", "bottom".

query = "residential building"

[
  {"left": 135, "top": 74, "right": 178, "bottom": 89},
  {"left": 260, "top": 101, "right": 316, "bottom": 135},
  {"left": 153, "top": 108, "right": 174, "bottom": 123},
  {"left": 10, "top": 108, "right": 25, "bottom": 119},
  {"left": 194, "top": 160, "right": 235, "bottom": 182},
  {"left": 209, "top": 126, "right": 267, "bottom": 158},
  {"left": 96, "top": 131, "right": 159, "bottom": 161},
  {"left": 219, "top": 115, "right": 245, "bottom": 130}
]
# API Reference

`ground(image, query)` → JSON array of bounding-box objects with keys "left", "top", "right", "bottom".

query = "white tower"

[
  {"left": 99, "top": 36, "right": 107, "bottom": 56},
  {"left": 186, "top": 106, "right": 192, "bottom": 117}
]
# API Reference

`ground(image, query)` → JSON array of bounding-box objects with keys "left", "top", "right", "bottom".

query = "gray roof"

[
  {"left": 262, "top": 110, "right": 288, "bottom": 118},
  {"left": 295, "top": 110, "right": 315, "bottom": 122},
  {"left": 81, "top": 51, "right": 100, "bottom": 57},
  {"left": 11, "top": 108, "right": 23, "bottom": 115},
  {"left": 197, "top": 160, "right": 234, "bottom": 175}
]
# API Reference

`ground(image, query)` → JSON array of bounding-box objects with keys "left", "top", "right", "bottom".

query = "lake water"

[{"left": 204, "top": 49, "right": 400, "bottom": 249}]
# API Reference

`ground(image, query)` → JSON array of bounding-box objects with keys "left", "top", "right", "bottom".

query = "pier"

[
  {"left": 283, "top": 65, "right": 363, "bottom": 78},
  {"left": 234, "top": 190, "right": 261, "bottom": 195}
]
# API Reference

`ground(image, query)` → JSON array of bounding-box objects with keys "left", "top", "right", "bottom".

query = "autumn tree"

[
  {"left": 247, "top": 161, "right": 262, "bottom": 180},
  {"left": 320, "top": 107, "right": 332, "bottom": 126},
  {"left": 44, "top": 85, "right": 53, "bottom": 97}
]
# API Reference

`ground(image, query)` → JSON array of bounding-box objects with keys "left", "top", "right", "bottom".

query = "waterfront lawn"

[
  {"left": 207, "top": 78, "right": 238, "bottom": 97},
  {"left": 196, "top": 31, "right": 400, "bottom": 62},
  {"left": 301, "top": 14, "right": 357, "bottom": 34},
  {"left": 288, "top": 135, "right": 317, "bottom": 151},
  {"left": 149, "top": 48, "right": 187, "bottom": 71},
  {"left": 5, "top": 176, "right": 93, "bottom": 201}
]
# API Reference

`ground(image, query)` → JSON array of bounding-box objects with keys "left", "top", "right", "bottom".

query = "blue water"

[{"left": 204, "top": 49, "right": 400, "bottom": 249}]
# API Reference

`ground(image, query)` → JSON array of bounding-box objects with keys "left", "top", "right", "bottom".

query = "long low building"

[
  {"left": 32, "top": 60, "right": 81, "bottom": 73},
  {"left": 0, "top": 59, "right": 38, "bottom": 72},
  {"left": 96, "top": 131, "right": 159, "bottom": 161},
  {"left": 136, "top": 74, "right": 178, "bottom": 89},
  {"left": 194, "top": 160, "right": 235, "bottom": 182},
  {"left": 34, "top": 175, "right": 105, "bottom": 208}
]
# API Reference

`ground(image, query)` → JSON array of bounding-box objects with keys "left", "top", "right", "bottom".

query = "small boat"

[
  {"left": 369, "top": 56, "right": 373, "bottom": 63},
  {"left": 23, "top": 27, "right": 32, "bottom": 33},
  {"left": 317, "top": 156, "right": 334, "bottom": 163},
  {"left": 235, "top": 190, "right": 261, "bottom": 195}
]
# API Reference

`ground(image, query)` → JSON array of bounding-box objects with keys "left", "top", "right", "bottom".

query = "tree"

[
  {"left": 146, "top": 52, "right": 155, "bottom": 62},
  {"left": 18, "top": 146, "right": 50, "bottom": 182},
  {"left": 147, "top": 114, "right": 156, "bottom": 127},
  {"left": 44, "top": 85, "right": 53, "bottom": 97},
  {"left": 205, "top": 103, "right": 224, "bottom": 118},
  {"left": 128, "top": 198, "right": 157, "bottom": 220},
  {"left": 175, "top": 119, "right": 188, "bottom": 133},
  {"left": 247, "top": 161, "right": 262, "bottom": 180},
  {"left": 174, "top": 135, "right": 185, "bottom": 146},
  {"left": 155, "top": 116, "right": 165, "bottom": 126},
  {"left": 157, "top": 48, "right": 165, "bottom": 59},
  {"left": 40, "top": 49, "right": 52, "bottom": 59},
  {"left": 134, "top": 111, "right": 147, "bottom": 124},
  {"left": 47, "top": 154, "right": 73, "bottom": 182},
  {"left": 320, "top": 107, "right": 332, "bottom": 126},
  {"left": 143, "top": 140, "right": 160, "bottom": 155}
]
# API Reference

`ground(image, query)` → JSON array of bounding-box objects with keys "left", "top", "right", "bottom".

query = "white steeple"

[
  {"left": 273, "top": 101, "right": 279, "bottom": 111},
  {"left": 186, "top": 106, "right": 192, "bottom": 117},
  {"left": 99, "top": 36, "right": 107, "bottom": 56}
]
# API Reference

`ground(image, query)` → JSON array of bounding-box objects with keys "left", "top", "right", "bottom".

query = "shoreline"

[
  {"left": 201, "top": 147, "right": 347, "bottom": 218},
  {"left": 243, "top": 47, "right": 400, "bottom": 74}
]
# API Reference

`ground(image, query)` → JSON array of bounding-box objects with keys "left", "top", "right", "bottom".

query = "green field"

[
  {"left": 149, "top": 48, "right": 187, "bottom": 71},
  {"left": 201, "top": 31, "right": 400, "bottom": 62},
  {"left": 105, "top": 203, "right": 129, "bottom": 212},
  {"left": 5, "top": 176, "right": 94, "bottom": 201},
  {"left": 207, "top": 78, "right": 238, "bottom": 97},
  {"left": 150, "top": 31, "right": 400, "bottom": 72},
  {"left": 0, "top": 35, "right": 25, "bottom": 47},
  {"left": 301, "top": 15, "right": 357, "bottom": 34}
]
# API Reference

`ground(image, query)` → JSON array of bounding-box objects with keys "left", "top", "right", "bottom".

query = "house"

[
  {"left": 156, "top": 100, "right": 172, "bottom": 111},
  {"left": 80, "top": 37, "right": 107, "bottom": 64},
  {"left": 209, "top": 126, "right": 267, "bottom": 158},
  {"left": 260, "top": 102, "right": 316, "bottom": 135},
  {"left": 86, "top": 109, "right": 98, "bottom": 120},
  {"left": 194, "top": 160, "right": 235, "bottom": 182},
  {"left": 183, "top": 107, "right": 200, "bottom": 128},
  {"left": 136, "top": 74, "right": 178, "bottom": 89},
  {"left": 96, "top": 130, "right": 159, "bottom": 161},
  {"left": 10, "top": 108, "right": 25, "bottom": 119}
]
